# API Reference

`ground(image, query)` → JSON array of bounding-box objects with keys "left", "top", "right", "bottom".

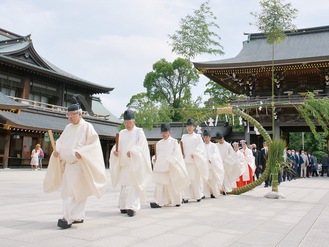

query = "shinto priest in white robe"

[
  {"left": 43, "top": 118, "right": 107, "bottom": 224},
  {"left": 152, "top": 136, "right": 190, "bottom": 206},
  {"left": 110, "top": 126, "right": 153, "bottom": 211},
  {"left": 216, "top": 141, "right": 242, "bottom": 193},
  {"left": 181, "top": 132, "right": 208, "bottom": 200},
  {"left": 204, "top": 141, "right": 225, "bottom": 197}
]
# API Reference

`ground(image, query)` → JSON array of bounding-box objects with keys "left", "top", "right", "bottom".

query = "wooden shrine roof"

[
  {"left": 0, "top": 28, "right": 113, "bottom": 94},
  {"left": 194, "top": 25, "right": 329, "bottom": 96},
  {"left": 194, "top": 25, "right": 329, "bottom": 69},
  {"left": 0, "top": 92, "right": 27, "bottom": 113}
]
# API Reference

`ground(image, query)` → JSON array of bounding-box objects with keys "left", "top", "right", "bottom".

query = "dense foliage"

[
  {"left": 250, "top": 0, "right": 298, "bottom": 45},
  {"left": 168, "top": 0, "right": 224, "bottom": 60}
]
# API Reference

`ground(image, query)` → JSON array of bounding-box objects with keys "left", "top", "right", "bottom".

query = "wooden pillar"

[
  {"left": 3, "top": 131, "right": 10, "bottom": 168},
  {"left": 38, "top": 133, "right": 42, "bottom": 145},
  {"left": 273, "top": 121, "right": 281, "bottom": 140},
  {"left": 58, "top": 84, "right": 65, "bottom": 106},
  {"left": 22, "top": 77, "right": 31, "bottom": 99}
]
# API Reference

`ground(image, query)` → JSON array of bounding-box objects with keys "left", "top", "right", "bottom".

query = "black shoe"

[
  {"left": 264, "top": 185, "right": 268, "bottom": 187},
  {"left": 57, "top": 218, "right": 72, "bottom": 229},
  {"left": 201, "top": 196, "right": 205, "bottom": 199},
  {"left": 196, "top": 199, "right": 201, "bottom": 202},
  {"left": 72, "top": 219, "right": 84, "bottom": 224},
  {"left": 150, "top": 202, "right": 161, "bottom": 208},
  {"left": 210, "top": 194, "right": 216, "bottom": 198},
  {"left": 175, "top": 204, "right": 181, "bottom": 207},
  {"left": 120, "top": 209, "right": 127, "bottom": 214},
  {"left": 182, "top": 199, "right": 189, "bottom": 203},
  {"left": 127, "top": 209, "right": 136, "bottom": 217},
  {"left": 222, "top": 191, "right": 227, "bottom": 195}
]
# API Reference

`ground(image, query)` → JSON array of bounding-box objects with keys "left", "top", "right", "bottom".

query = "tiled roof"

[
  {"left": 91, "top": 97, "right": 122, "bottom": 124},
  {"left": 0, "top": 110, "right": 119, "bottom": 137},
  {"left": 194, "top": 25, "right": 329, "bottom": 69},
  {"left": 0, "top": 28, "right": 113, "bottom": 93},
  {"left": 0, "top": 92, "right": 28, "bottom": 110}
]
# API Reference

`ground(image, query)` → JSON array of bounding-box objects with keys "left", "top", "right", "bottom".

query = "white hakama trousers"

[
  {"left": 154, "top": 183, "right": 181, "bottom": 206},
  {"left": 183, "top": 163, "right": 203, "bottom": 200},
  {"left": 119, "top": 185, "right": 141, "bottom": 211},
  {"left": 222, "top": 172, "right": 235, "bottom": 193},
  {"left": 204, "top": 170, "right": 220, "bottom": 197},
  {"left": 61, "top": 162, "right": 87, "bottom": 224}
]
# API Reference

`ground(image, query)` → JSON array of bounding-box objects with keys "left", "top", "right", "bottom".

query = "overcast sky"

[{"left": 1, "top": 0, "right": 329, "bottom": 118}]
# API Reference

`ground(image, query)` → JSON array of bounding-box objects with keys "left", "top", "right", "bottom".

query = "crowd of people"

[
  {"left": 281, "top": 148, "right": 328, "bottom": 181},
  {"left": 42, "top": 105, "right": 328, "bottom": 229}
]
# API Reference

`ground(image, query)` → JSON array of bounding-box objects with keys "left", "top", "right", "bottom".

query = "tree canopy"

[
  {"left": 126, "top": 92, "right": 172, "bottom": 130},
  {"left": 127, "top": 1, "right": 227, "bottom": 126},
  {"left": 250, "top": 0, "right": 298, "bottom": 45},
  {"left": 168, "top": 0, "right": 224, "bottom": 60},
  {"left": 143, "top": 57, "right": 199, "bottom": 121},
  {"left": 297, "top": 93, "right": 329, "bottom": 140},
  {"left": 204, "top": 80, "right": 236, "bottom": 107}
]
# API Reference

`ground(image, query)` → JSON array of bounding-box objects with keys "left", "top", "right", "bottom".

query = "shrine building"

[
  {"left": 194, "top": 25, "right": 329, "bottom": 147},
  {"left": 0, "top": 27, "right": 121, "bottom": 168}
]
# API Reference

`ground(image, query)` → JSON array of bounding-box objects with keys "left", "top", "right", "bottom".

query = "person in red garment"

[
  {"left": 232, "top": 142, "right": 247, "bottom": 188},
  {"left": 240, "top": 140, "right": 256, "bottom": 185}
]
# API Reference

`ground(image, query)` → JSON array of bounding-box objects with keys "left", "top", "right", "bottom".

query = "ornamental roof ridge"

[
  {"left": 244, "top": 25, "right": 329, "bottom": 41},
  {"left": 0, "top": 34, "right": 31, "bottom": 45},
  {"left": 194, "top": 25, "right": 329, "bottom": 68},
  {"left": 0, "top": 27, "right": 26, "bottom": 39}
]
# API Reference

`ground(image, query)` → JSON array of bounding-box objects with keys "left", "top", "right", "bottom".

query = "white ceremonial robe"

[
  {"left": 110, "top": 125, "right": 153, "bottom": 211},
  {"left": 234, "top": 150, "right": 247, "bottom": 180},
  {"left": 216, "top": 141, "right": 241, "bottom": 193},
  {"left": 152, "top": 136, "right": 189, "bottom": 206},
  {"left": 204, "top": 142, "right": 225, "bottom": 197},
  {"left": 181, "top": 132, "right": 208, "bottom": 200},
  {"left": 44, "top": 118, "right": 107, "bottom": 224},
  {"left": 240, "top": 147, "right": 256, "bottom": 181}
]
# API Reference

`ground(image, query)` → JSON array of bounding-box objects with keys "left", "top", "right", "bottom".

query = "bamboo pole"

[{"left": 47, "top": 130, "right": 56, "bottom": 152}]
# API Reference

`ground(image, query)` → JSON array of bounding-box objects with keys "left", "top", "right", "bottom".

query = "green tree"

[
  {"left": 168, "top": 0, "right": 224, "bottom": 60},
  {"left": 126, "top": 92, "right": 172, "bottom": 129},
  {"left": 204, "top": 80, "right": 235, "bottom": 106},
  {"left": 288, "top": 132, "right": 327, "bottom": 165},
  {"left": 297, "top": 93, "right": 329, "bottom": 159},
  {"left": 251, "top": 0, "right": 298, "bottom": 138},
  {"left": 127, "top": 1, "right": 226, "bottom": 127},
  {"left": 143, "top": 58, "right": 199, "bottom": 121},
  {"left": 297, "top": 93, "right": 329, "bottom": 139}
]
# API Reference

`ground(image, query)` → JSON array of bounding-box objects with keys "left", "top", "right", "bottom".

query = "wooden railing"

[
  {"left": 8, "top": 96, "right": 110, "bottom": 120},
  {"left": 230, "top": 93, "right": 329, "bottom": 109}
]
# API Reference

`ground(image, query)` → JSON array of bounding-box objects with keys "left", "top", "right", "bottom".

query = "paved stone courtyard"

[{"left": 1, "top": 169, "right": 329, "bottom": 247}]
